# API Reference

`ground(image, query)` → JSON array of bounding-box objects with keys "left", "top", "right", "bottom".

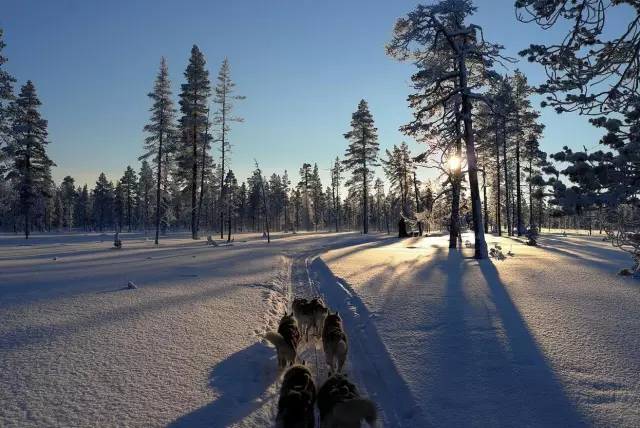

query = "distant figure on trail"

[{"left": 398, "top": 217, "right": 409, "bottom": 238}]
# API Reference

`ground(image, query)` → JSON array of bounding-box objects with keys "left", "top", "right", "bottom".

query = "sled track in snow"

[{"left": 286, "top": 242, "right": 430, "bottom": 428}]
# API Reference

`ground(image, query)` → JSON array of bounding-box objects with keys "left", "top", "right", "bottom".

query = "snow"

[
  {"left": 320, "top": 232, "right": 640, "bottom": 427},
  {"left": 1, "top": 230, "right": 638, "bottom": 427}
]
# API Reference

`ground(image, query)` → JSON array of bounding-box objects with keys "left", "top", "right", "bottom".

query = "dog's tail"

[
  {"left": 265, "top": 331, "right": 287, "bottom": 351},
  {"left": 334, "top": 398, "right": 378, "bottom": 425}
]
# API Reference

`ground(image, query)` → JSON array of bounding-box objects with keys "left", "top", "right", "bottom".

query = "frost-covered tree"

[
  {"left": 387, "top": 0, "right": 507, "bottom": 258},
  {"left": 309, "top": 163, "right": 324, "bottom": 230},
  {"left": 516, "top": 0, "right": 640, "bottom": 114},
  {"left": 298, "top": 163, "right": 312, "bottom": 230},
  {"left": 0, "top": 28, "right": 15, "bottom": 158},
  {"left": 330, "top": 157, "right": 343, "bottom": 232},
  {"left": 142, "top": 57, "right": 177, "bottom": 244},
  {"left": 223, "top": 169, "right": 238, "bottom": 242},
  {"left": 213, "top": 58, "right": 244, "bottom": 238},
  {"left": 3, "top": 81, "right": 54, "bottom": 238},
  {"left": 382, "top": 142, "right": 414, "bottom": 217},
  {"left": 342, "top": 99, "right": 379, "bottom": 234},
  {"left": 138, "top": 160, "right": 154, "bottom": 232},
  {"left": 120, "top": 166, "right": 138, "bottom": 232},
  {"left": 178, "top": 45, "right": 210, "bottom": 239}
]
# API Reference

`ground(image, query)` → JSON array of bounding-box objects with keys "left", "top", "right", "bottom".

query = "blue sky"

[{"left": 1, "top": 0, "right": 614, "bottom": 188}]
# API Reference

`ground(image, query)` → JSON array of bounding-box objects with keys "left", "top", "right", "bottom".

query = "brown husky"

[
  {"left": 317, "top": 373, "right": 377, "bottom": 428},
  {"left": 276, "top": 364, "right": 317, "bottom": 428},
  {"left": 266, "top": 312, "right": 302, "bottom": 369},
  {"left": 322, "top": 312, "right": 348, "bottom": 373}
]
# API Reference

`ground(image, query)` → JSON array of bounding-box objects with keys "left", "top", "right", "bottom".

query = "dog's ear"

[{"left": 301, "top": 359, "right": 306, "bottom": 366}]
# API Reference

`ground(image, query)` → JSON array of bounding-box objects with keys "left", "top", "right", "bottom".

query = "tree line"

[{"left": 1, "top": 0, "right": 638, "bottom": 260}]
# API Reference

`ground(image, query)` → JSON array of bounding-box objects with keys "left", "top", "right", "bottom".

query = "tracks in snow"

[{"left": 286, "top": 247, "right": 429, "bottom": 428}]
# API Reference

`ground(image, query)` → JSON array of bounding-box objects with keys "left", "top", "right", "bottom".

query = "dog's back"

[
  {"left": 278, "top": 313, "right": 301, "bottom": 351},
  {"left": 318, "top": 374, "right": 377, "bottom": 428},
  {"left": 277, "top": 365, "right": 316, "bottom": 428},
  {"left": 322, "top": 313, "right": 348, "bottom": 372}
]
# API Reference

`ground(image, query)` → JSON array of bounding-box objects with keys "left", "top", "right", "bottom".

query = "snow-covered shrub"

[{"left": 605, "top": 206, "right": 640, "bottom": 278}]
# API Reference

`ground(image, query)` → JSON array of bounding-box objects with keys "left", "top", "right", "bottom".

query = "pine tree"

[
  {"left": 120, "top": 166, "right": 138, "bottom": 232},
  {"left": 224, "top": 169, "right": 239, "bottom": 242},
  {"left": 74, "top": 184, "right": 90, "bottom": 231},
  {"left": 330, "top": 157, "right": 343, "bottom": 232},
  {"left": 298, "top": 163, "right": 312, "bottom": 230},
  {"left": 213, "top": 58, "right": 244, "bottom": 238},
  {"left": 342, "top": 99, "right": 379, "bottom": 234},
  {"left": 142, "top": 57, "right": 177, "bottom": 244},
  {"left": 382, "top": 142, "right": 414, "bottom": 217},
  {"left": 178, "top": 45, "right": 210, "bottom": 240},
  {"left": 60, "top": 175, "right": 75, "bottom": 230},
  {"left": 93, "top": 172, "right": 114, "bottom": 232},
  {"left": 309, "top": 163, "right": 324, "bottom": 231},
  {"left": 3, "top": 81, "right": 54, "bottom": 238},
  {"left": 387, "top": 0, "right": 505, "bottom": 258},
  {"left": 138, "top": 160, "right": 154, "bottom": 232},
  {"left": 0, "top": 28, "right": 16, "bottom": 156}
]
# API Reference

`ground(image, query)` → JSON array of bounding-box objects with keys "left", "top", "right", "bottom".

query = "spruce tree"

[
  {"left": 342, "top": 99, "right": 379, "bottom": 234},
  {"left": 138, "top": 160, "right": 154, "bottom": 232},
  {"left": 178, "top": 45, "right": 210, "bottom": 239},
  {"left": 60, "top": 176, "right": 75, "bottom": 230},
  {"left": 142, "top": 57, "right": 177, "bottom": 244},
  {"left": 120, "top": 166, "right": 138, "bottom": 232},
  {"left": 0, "top": 28, "right": 16, "bottom": 154},
  {"left": 330, "top": 157, "right": 342, "bottom": 232},
  {"left": 213, "top": 58, "right": 244, "bottom": 238},
  {"left": 93, "top": 173, "right": 114, "bottom": 232},
  {"left": 3, "top": 81, "right": 54, "bottom": 238}
]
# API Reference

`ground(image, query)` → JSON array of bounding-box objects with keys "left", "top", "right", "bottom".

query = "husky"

[
  {"left": 266, "top": 312, "right": 302, "bottom": 369},
  {"left": 293, "top": 297, "right": 329, "bottom": 341},
  {"left": 322, "top": 312, "right": 348, "bottom": 373},
  {"left": 317, "top": 373, "right": 377, "bottom": 428},
  {"left": 276, "top": 364, "right": 317, "bottom": 428}
]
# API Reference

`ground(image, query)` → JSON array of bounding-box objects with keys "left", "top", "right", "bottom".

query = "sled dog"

[
  {"left": 266, "top": 312, "right": 301, "bottom": 369},
  {"left": 322, "top": 312, "right": 348, "bottom": 373},
  {"left": 276, "top": 364, "right": 317, "bottom": 428},
  {"left": 317, "top": 373, "right": 377, "bottom": 428},
  {"left": 292, "top": 297, "right": 329, "bottom": 340}
]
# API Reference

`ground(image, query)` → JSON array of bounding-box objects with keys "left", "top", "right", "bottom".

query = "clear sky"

[{"left": 1, "top": 0, "right": 615, "bottom": 188}]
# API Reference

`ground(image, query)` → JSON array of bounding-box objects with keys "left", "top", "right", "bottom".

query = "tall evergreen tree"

[
  {"left": 93, "top": 172, "right": 114, "bottom": 232},
  {"left": 138, "top": 160, "right": 154, "bottom": 232},
  {"left": 74, "top": 184, "right": 90, "bottom": 231},
  {"left": 330, "top": 157, "right": 343, "bottom": 232},
  {"left": 342, "top": 99, "right": 379, "bottom": 234},
  {"left": 60, "top": 175, "right": 75, "bottom": 230},
  {"left": 213, "top": 58, "right": 244, "bottom": 238},
  {"left": 3, "top": 81, "right": 54, "bottom": 238},
  {"left": 120, "top": 166, "right": 138, "bottom": 232},
  {"left": 178, "top": 45, "right": 210, "bottom": 239},
  {"left": 0, "top": 28, "right": 16, "bottom": 157},
  {"left": 142, "top": 57, "right": 177, "bottom": 244}
]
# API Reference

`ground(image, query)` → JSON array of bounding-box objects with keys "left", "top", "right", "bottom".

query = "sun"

[{"left": 448, "top": 155, "right": 461, "bottom": 171}]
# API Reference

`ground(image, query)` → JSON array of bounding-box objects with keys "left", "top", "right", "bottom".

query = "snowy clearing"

[{"left": 1, "top": 231, "right": 639, "bottom": 427}]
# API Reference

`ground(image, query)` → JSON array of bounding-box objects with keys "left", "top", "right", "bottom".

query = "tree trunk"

[
  {"left": 494, "top": 121, "right": 502, "bottom": 236},
  {"left": 449, "top": 110, "right": 462, "bottom": 249},
  {"left": 502, "top": 120, "right": 512, "bottom": 236},
  {"left": 516, "top": 139, "right": 523, "bottom": 236},
  {"left": 458, "top": 53, "right": 488, "bottom": 259},
  {"left": 483, "top": 169, "right": 488, "bottom": 234}
]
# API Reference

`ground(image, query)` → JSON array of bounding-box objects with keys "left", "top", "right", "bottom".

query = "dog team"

[{"left": 265, "top": 296, "right": 378, "bottom": 428}]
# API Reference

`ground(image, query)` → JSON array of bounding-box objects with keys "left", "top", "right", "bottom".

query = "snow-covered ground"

[
  {"left": 1, "top": 230, "right": 638, "bottom": 427},
  {"left": 319, "top": 232, "right": 640, "bottom": 427}
]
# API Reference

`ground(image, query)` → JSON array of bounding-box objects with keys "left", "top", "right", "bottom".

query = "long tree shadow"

[
  {"left": 475, "top": 259, "right": 588, "bottom": 426},
  {"left": 167, "top": 341, "right": 278, "bottom": 428}
]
